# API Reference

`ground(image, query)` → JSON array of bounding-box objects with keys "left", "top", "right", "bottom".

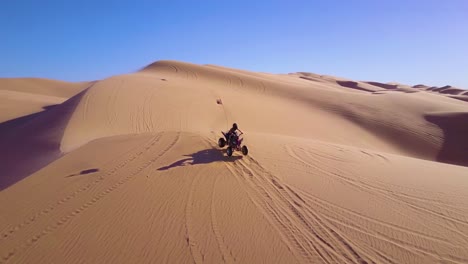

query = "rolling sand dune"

[
  {"left": 0, "top": 78, "right": 91, "bottom": 123},
  {"left": 1, "top": 60, "right": 468, "bottom": 263},
  {"left": 414, "top": 85, "right": 468, "bottom": 103}
]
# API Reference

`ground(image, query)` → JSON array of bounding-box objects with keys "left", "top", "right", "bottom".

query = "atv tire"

[
  {"left": 218, "top": 138, "right": 226, "bottom": 148},
  {"left": 241, "top": 146, "right": 248, "bottom": 156},
  {"left": 227, "top": 147, "right": 233, "bottom": 157}
]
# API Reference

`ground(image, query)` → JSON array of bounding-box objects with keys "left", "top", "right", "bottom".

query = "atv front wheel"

[
  {"left": 226, "top": 147, "right": 233, "bottom": 157},
  {"left": 218, "top": 138, "right": 226, "bottom": 148},
  {"left": 241, "top": 145, "right": 249, "bottom": 156}
]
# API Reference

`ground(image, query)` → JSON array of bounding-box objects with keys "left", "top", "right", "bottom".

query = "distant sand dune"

[
  {"left": 0, "top": 78, "right": 91, "bottom": 123},
  {"left": 335, "top": 80, "right": 381, "bottom": 92},
  {"left": 365, "top": 81, "right": 398, "bottom": 90}
]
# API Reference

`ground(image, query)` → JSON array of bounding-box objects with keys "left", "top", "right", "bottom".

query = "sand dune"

[
  {"left": 413, "top": 85, "right": 468, "bottom": 103},
  {"left": 0, "top": 89, "right": 88, "bottom": 190},
  {"left": 1, "top": 60, "right": 468, "bottom": 263},
  {"left": 0, "top": 78, "right": 91, "bottom": 123}
]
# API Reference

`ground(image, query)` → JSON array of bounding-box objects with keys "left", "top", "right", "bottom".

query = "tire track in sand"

[
  {"left": 184, "top": 174, "right": 204, "bottom": 264},
  {"left": 210, "top": 172, "right": 236, "bottom": 263},
  {"left": 0, "top": 134, "right": 162, "bottom": 242},
  {"left": 0, "top": 132, "right": 180, "bottom": 264},
  {"left": 248, "top": 156, "right": 370, "bottom": 263},
  {"left": 285, "top": 144, "right": 468, "bottom": 263},
  {"left": 286, "top": 144, "right": 468, "bottom": 243},
  {"left": 184, "top": 139, "right": 235, "bottom": 264},
  {"left": 224, "top": 154, "right": 371, "bottom": 263}
]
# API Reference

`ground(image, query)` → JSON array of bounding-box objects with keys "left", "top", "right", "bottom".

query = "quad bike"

[{"left": 218, "top": 131, "right": 248, "bottom": 157}]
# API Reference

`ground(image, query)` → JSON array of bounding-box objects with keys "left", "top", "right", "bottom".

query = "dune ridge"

[{"left": 0, "top": 78, "right": 91, "bottom": 123}]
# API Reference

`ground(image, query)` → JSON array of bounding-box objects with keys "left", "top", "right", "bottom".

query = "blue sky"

[{"left": 1, "top": 0, "right": 467, "bottom": 87}]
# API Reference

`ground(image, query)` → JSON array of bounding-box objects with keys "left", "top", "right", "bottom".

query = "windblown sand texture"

[{"left": 1, "top": 61, "right": 468, "bottom": 263}]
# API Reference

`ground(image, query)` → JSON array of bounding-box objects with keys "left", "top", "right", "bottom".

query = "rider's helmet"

[{"left": 233, "top": 123, "right": 238, "bottom": 130}]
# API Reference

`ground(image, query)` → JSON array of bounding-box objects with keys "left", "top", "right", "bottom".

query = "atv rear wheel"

[
  {"left": 241, "top": 145, "right": 248, "bottom": 156},
  {"left": 218, "top": 138, "right": 226, "bottom": 148},
  {"left": 226, "top": 147, "right": 233, "bottom": 157}
]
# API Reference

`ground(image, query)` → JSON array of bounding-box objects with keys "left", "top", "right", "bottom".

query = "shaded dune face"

[
  {"left": 425, "top": 112, "right": 468, "bottom": 166},
  {"left": 0, "top": 89, "right": 89, "bottom": 190},
  {"left": 0, "top": 60, "right": 467, "bottom": 264},
  {"left": 0, "top": 79, "right": 92, "bottom": 123}
]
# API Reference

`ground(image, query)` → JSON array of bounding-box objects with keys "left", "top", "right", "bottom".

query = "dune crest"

[{"left": 0, "top": 78, "right": 91, "bottom": 123}]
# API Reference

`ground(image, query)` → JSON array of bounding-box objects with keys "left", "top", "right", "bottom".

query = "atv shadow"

[
  {"left": 157, "top": 148, "right": 242, "bottom": 171},
  {"left": 66, "top": 168, "right": 100, "bottom": 177}
]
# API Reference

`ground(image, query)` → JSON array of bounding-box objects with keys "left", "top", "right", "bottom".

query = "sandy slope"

[
  {"left": 1, "top": 60, "right": 468, "bottom": 263},
  {"left": 0, "top": 78, "right": 91, "bottom": 123}
]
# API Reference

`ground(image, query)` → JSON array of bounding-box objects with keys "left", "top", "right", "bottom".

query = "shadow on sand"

[
  {"left": 66, "top": 168, "right": 100, "bottom": 178},
  {"left": 425, "top": 113, "right": 468, "bottom": 167},
  {"left": 0, "top": 88, "right": 90, "bottom": 191},
  {"left": 158, "top": 148, "right": 242, "bottom": 171}
]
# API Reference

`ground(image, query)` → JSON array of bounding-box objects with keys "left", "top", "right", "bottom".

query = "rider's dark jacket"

[{"left": 228, "top": 127, "right": 237, "bottom": 135}]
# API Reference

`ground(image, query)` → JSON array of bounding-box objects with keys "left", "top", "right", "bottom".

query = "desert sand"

[{"left": 1, "top": 60, "right": 468, "bottom": 264}]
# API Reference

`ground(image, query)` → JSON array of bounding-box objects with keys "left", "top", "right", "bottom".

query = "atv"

[{"left": 218, "top": 131, "right": 248, "bottom": 157}]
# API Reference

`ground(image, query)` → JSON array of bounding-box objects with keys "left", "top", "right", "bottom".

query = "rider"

[{"left": 226, "top": 123, "right": 241, "bottom": 145}]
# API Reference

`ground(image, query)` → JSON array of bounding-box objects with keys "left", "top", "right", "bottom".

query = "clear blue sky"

[{"left": 1, "top": 0, "right": 467, "bottom": 87}]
